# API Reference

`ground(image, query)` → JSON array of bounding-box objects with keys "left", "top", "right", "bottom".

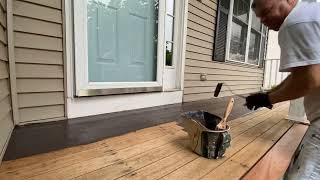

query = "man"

[{"left": 247, "top": 0, "right": 320, "bottom": 179}]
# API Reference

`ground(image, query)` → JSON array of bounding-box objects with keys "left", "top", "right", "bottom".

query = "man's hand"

[{"left": 245, "top": 93, "right": 273, "bottom": 110}]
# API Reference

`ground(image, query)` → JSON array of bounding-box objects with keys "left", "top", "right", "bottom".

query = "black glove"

[{"left": 245, "top": 93, "right": 273, "bottom": 110}]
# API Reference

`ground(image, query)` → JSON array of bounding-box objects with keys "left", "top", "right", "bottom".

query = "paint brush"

[{"left": 214, "top": 83, "right": 246, "bottom": 99}]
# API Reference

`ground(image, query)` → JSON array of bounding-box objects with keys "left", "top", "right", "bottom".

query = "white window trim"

[
  {"left": 73, "top": 0, "right": 167, "bottom": 96},
  {"left": 225, "top": 0, "right": 266, "bottom": 66}
]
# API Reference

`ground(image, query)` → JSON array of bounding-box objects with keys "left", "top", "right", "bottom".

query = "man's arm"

[
  {"left": 268, "top": 64, "right": 320, "bottom": 104},
  {"left": 267, "top": 74, "right": 291, "bottom": 94}
]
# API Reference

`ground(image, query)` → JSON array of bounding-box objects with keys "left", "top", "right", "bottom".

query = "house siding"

[
  {"left": 13, "top": 0, "right": 65, "bottom": 123},
  {"left": 0, "top": 0, "right": 14, "bottom": 160},
  {"left": 183, "top": 0, "right": 264, "bottom": 102}
]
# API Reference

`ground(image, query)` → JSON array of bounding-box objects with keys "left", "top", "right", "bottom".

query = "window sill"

[{"left": 225, "top": 60, "right": 262, "bottom": 69}]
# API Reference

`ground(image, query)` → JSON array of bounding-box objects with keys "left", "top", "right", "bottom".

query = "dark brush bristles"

[{"left": 214, "top": 83, "right": 224, "bottom": 97}]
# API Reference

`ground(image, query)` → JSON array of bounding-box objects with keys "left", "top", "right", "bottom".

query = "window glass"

[
  {"left": 233, "top": 0, "right": 250, "bottom": 23},
  {"left": 230, "top": 20, "right": 248, "bottom": 62},
  {"left": 248, "top": 31, "right": 261, "bottom": 65},
  {"left": 87, "top": 0, "right": 159, "bottom": 82}
]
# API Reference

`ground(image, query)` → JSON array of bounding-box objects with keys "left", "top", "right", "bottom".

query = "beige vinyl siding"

[
  {"left": 184, "top": 0, "right": 264, "bottom": 102},
  {"left": 13, "top": 0, "right": 65, "bottom": 124},
  {"left": 0, "top": 0, "right": 14, "bottom": 161}
]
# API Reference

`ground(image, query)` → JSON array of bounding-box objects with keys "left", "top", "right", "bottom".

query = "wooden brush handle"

[{"left": 223, "top": 98, "right": 235, "bottom": 121}]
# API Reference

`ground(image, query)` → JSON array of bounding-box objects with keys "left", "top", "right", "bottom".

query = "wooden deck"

[{"left": 0, "top": 103, "right": 308, "bottom": 180}]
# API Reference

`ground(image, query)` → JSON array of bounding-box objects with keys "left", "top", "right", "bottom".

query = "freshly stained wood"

[
  {"left": 15, "top": 48, "right": 63, "bottom": 65},
  {"left": 243, "top": 124, "right": 308, "bottom": 180},
  {"left": 14, "top": 16, "right": 63, "bottom": 37},
  {"left": 13, "top": 0, "right": 62, "bottom": 23},
  {"left": 0, "top": 104, "right": 298, "bottom": 180}
]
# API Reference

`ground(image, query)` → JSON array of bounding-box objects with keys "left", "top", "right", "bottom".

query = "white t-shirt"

[{"left": 278, "top": 1, "right": 320, "bottom": 121}]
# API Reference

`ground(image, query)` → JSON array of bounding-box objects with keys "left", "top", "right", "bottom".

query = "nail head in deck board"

[{"left": 243, "top": 124, "right": 308, "bottom": 180}]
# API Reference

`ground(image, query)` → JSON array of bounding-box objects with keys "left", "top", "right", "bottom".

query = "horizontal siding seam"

[
  {"left": 188, "top": 19, "right": 214, "bottom": 31},
  {"left": 189, "top": 3, "right": 216, "bottom": 19},
  {"left": 17, "top": 77, "right": 64, "bottom": 80},
  {"left": 186, "top": 49, "right": 212, "bottom": 56},
  {"left": 187, "top": 43, "right": 213, "bottom": 51},
  {"left": 185, "top": 72, "right": 263, "bottom": 77},
  {"left": 13, "top": 14, "right": 62, "bottom": 25},
  {"left": 14, "top": 46, "right": 63, "bottom": 52},
  {"left": 185, "top": 65, "right": 264, "bottom": 74},
  {"left": 188, "top": 11, "right": 216, "bottom": 26},
  {"left": 14, "top": 30, "right": 63, "bottom": 39},
  {"left": 17, "top": 0, "right": 62, "bottom": 11},
  {"left": 186, "top": 58, "right": 265, "bottom": 70},
  {"left": 14, "top": 46, "right": 63, "bottom": 53},
  {"left": 14, "top": 30, "right": 62, "bottom": 38},
  {"left": 184, "top": 88, "right": 261, "bottom": 95},
  {"left": 15, "top": 62, "right": 64, "bottom": 66},
  {"left": 19, "top": 103, "right": 65, "bottom": 109},
  {"left": 189, "top": 0, "right": 218, "bottom": 11},
  {"left": 188, "top": 27, "right": 214, "bottom": 37}
]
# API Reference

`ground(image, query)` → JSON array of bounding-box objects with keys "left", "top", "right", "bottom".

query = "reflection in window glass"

[
  {"left": 248, "top": 31, "right": 261, "bottom": 65},
  {"left": 166, "top": 42, "right": 173, "bottom": 66},
  {"left": 165, "top": 16, "right": 174, "bottom": 43},
  {"left": 166, "top": 0, "right": 175, "bottom": 16},
  {"left": 221, "top": 0, "right": 230, "bottom": 10},
  {"left": 251, "top": 13, "right": 261, "bottom": 31},
  {"left": 230, "top": 20, "right": 248, "bottom": 62},
  {"left": 233, "top": 0, "right": 250, "bottom": 23},
  {"left": 165, "top": 0, "right": 175, "bottom": 66}
]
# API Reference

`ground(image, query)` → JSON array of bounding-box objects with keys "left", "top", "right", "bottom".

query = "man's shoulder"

[{"left": 285, "top": 2, "right": 320, "bottom": 28}]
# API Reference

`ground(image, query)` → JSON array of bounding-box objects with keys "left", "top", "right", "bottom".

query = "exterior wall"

[
  {"left": 183, "top": 0, "right": 264, "bottom": 102},
  {"left": 13, "top": 0, "right": 65, "bottom": 123},
  {"left": 263, "top": 30, "right": 289, "bottom": 89},
  {"left": 0, "top": 0, "right": 14, "bottom": 161}
]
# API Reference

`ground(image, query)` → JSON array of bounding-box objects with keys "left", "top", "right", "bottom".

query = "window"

[
  {"left": 214, "top": 0, "right": 268, "bottom": 66},
  {"left": 73, "top": 0, "right": 186, "bottom": 96}
]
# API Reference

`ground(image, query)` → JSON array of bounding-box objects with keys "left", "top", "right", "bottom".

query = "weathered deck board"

[{"left": 0, "top": 103, "right": 299, "bottom": 180}]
